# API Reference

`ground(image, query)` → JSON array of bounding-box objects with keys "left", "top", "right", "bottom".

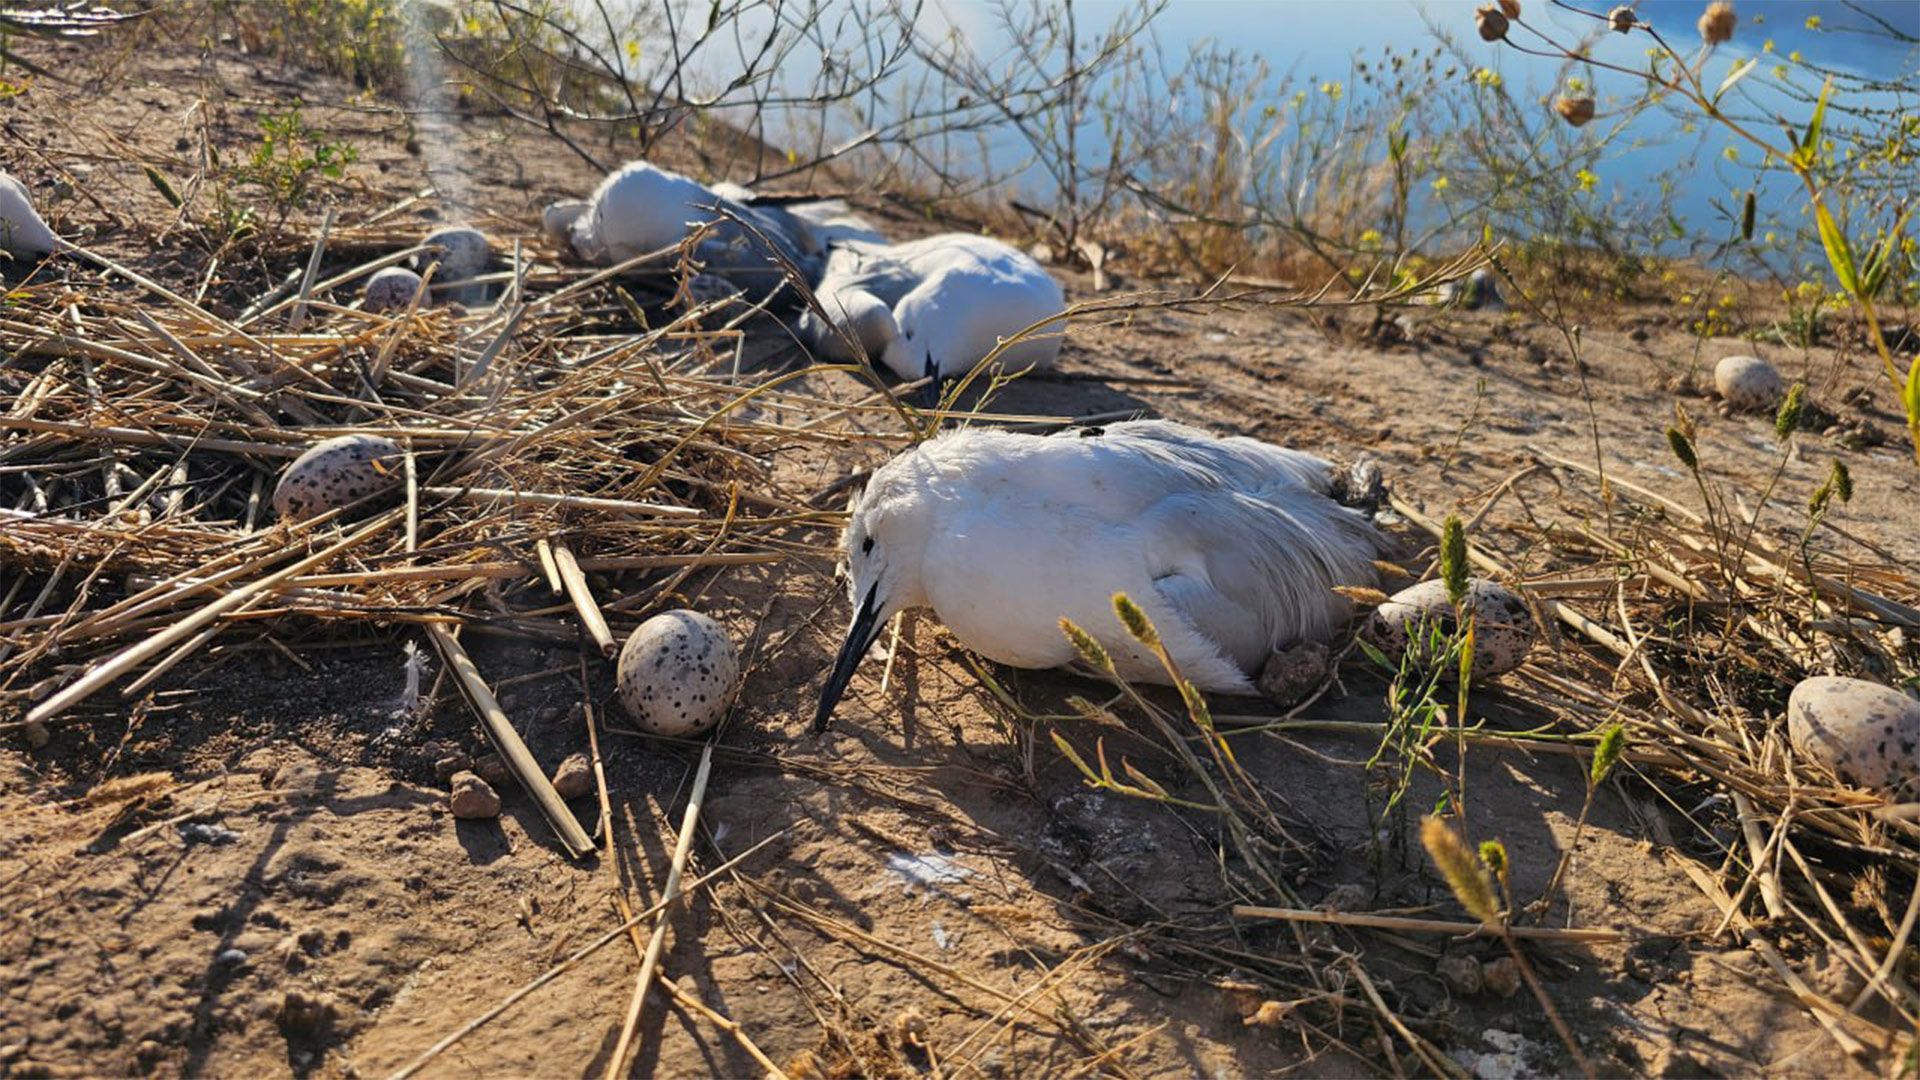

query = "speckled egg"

[
  {"left": 271, "top": 434, "right": 404, "bottom": 520},
  {"left": 1714, "top": 355, "right": 1784, "bottom": 411},
  {"left": 362, "top": 266, "right": 423, "bottom": 312},
  {"left": 1788, "top": 676, "right": 1920, "bottom": 796},
  {"left": 1362, "top": 578, "right": 1537, "bottom": 678},
  {"left": 417, "top": 225, "right": 490, "bottom": 283},
  {"left": 616, "top": 610, "right": 740, "bottom": 736}
]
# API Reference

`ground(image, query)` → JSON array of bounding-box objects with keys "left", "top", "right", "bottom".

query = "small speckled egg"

[
  {"left": 418, "top": 225, "right": 489, "bottom": 283},
  {"left": 1788, "top": 676, "right": 1920, "bottom": 796},
  {"left": 617, "top": 610, "right": 740, "bottom": 736},
  {"left": 272, "top": 434, "right": 404, "bottom": 521},
  {"left": 1362, "top": 578, "right": 1537, "bottom": 678},
  {"left": 1714, "top": 355, "right": 1784, "bottom": 412},
  {"left": 363, "top": 267, "right": 423, "bottom": 312}
]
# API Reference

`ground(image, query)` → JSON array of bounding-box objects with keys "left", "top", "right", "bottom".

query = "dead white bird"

[
  {"left": 0, "top": 171, "right": 59, "bottom": 261},
  {"left": 799, "top": 233, "right": 1065, "bottom": 381},
  {"left": 543, "top": 160, "right": 879, "bottom": 298},
  {"left": 813, "top": 420, "right": 1386, "bottom": 730}
]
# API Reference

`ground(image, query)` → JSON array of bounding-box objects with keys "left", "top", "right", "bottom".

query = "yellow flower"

[
  {"left": 1723, "top": 145, "right": 1740, "bottom": 162},
  {"left": 1320, "top": 81, "right": 1344, "bottom": 100},
  {"left": 1575, "top": 168, "right": 1599, "bottom": 192},
  {"left": 1804, "top": 14, "right": 1821, "bottom": 29},
  {"left": 1432, "top": 176, "right": 1451, "bottom": 193}
]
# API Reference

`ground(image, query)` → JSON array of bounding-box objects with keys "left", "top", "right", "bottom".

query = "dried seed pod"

[
  {"left": 1555, "top": 96, "right": 1596, "bottom": 127},
  {"left": 1608, "top": 5, "right": 1635, "bottom": 32},
  {"left": 1475, "top": 4, "right": 1510, "bottom": 41},
  {"left": 1699, "top": 1, "right": 1736, "bottom": 45}
]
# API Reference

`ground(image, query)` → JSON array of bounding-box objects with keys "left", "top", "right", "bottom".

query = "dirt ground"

[{"left": 4, "top": 33, "right": 1918, "bottom": 1080}]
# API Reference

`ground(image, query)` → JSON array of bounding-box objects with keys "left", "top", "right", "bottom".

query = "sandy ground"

[{"left": 4, "top": 33, "right": 1917, "bottom": 1080}]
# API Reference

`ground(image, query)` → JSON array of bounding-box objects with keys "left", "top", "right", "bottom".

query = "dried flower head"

[
  {"left": 1555, "top": 96, "right": 1597, "bottom": 127},
  {"left": 1831, "top": 458, "right": 1854, "bottom": 502},
  {"left": 1498, "top": 0, "right": 1521, "bottom": 16},
  {"left": 1476, "top": 4, "right": 1510, "bottom": 41},
  {"left": 1421, "top": 816, "right": 1501, "bottom": 923},
  {"left": 1608, "top": 5, "right": 1635, "bottom": 32},
  {"left": 1699, "top": 1, "right": 1736, "bottom": 45}
]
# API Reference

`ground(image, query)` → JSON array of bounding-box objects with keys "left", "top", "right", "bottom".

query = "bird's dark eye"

[{"left": 861, "top": 536, "right": 875, "bottom": 555}]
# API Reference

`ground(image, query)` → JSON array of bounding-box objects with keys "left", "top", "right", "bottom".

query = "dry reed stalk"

[
  {"left": 1230, "top": 905, "right": 1629, "bottom": 943},
  {"left": 604, "top": 741, "right": 715, "bottom": 1080},
  {"left": 425, "top": 623, "right": 593, "bottom": 856},
  {"left": 551, "top": 543, "right": 617, "bottom": 658}
]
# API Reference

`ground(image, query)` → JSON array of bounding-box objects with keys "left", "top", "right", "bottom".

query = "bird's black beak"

[{"left": 812, "top": 582, "right": 884, "bottom": 733}]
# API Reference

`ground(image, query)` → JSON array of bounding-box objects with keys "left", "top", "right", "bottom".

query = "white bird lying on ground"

[
  {"left": 798, "top": 233, "right": 1065, "bottom": 381},
  {"left": 0, "top": 171, "right": 59, "bottom": 261},
  {"left": 813, "top": 420, "right": 1387, "bottom": 731},
  {"left": 542, "top": 160, "right": 880, "bottom": 298}
]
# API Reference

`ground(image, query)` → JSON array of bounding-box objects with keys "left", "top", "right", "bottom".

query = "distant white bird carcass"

[
  {"left": 799, "top": 233, "right": 1066, "bottom": 381},
  {"left": 0, "top": 171, "right": 59, "bottom": 261},
  {"left": 544, "top": 160, "right": 879, "bottom": 300},
  {"left": 813, "top": 420, "right": 1387, "bottom": 730}
]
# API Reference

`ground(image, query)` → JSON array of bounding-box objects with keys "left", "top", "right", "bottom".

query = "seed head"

[
  {"left": 1608, "top": 5, "right": 1635, "bottom": 32},
  {"left": 1775, "top": 383, "right": 1806, "bottom": 440},
  {"left": 1478, "top": 839, "right": 1510, "bottom": 895},
  {"left": 1555, "top": 96, "right": 1596, "bottom": 128},
  {"left": 1475, "top": 4, "right": 1510, "bottom": 41},
  {"left": 1440, "top": 515, "right": 1470, "bottom": 607},
  {"left": 1666, "top": 427, "right": 1699, "bottom": 471},
  {"left": 1699, "top": 1, "right": 1737, "bottom": 45},
  {"left": 1591, "top": 723, "right": 1628, "bottom": 785},
  {"left": 1498, "top": 0, "right": 1521, "bottom": 17},
  {"left": 1831, "top": 459, "right": 1853, "bottom": 502},
  {"left": 1421, "top": 816, "right": 1501, "bottom": 923},
  {"left": 1059, "top": 618, "right": 1113, "bottom": 672},
  {"left": 1112, "top": 593, "right": 1160, "bottom": 648},
  {"left": 1741, "top": 190, "right": 1756, "bottom": 241}
]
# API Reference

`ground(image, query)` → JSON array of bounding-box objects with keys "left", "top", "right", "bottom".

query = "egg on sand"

[
  {"left": 272, "top": 434, "right": 405, "bottom": 520},
  {"left": 1362, "top": 578, "right": 1538, "bottom": 678},
  {"left": 616, "top": 610, "right": 741, "bottom": 737}
]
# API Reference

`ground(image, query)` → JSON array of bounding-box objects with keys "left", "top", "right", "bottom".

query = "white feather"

[
  {"left": 840, "top": 420, "right": 1384, "bottom": 694},
  {"left": 802, "top": 234, "right": 1064, "bottom": 380},
  {"left": 0, "top": 171, "right": 59, "bottom": 260}
]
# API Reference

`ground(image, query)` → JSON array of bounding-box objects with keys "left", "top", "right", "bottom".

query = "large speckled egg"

[
  {"left": 616, "top": 610, "right": 740, "bottom": 736},
  {"left": 1788, "top": 676, "right": 1920, "bottom": 796},
  {"left": 363, "top": 267, "right": 423, "bottom": 312},
  {"left": 272, "top": 434, "right": 403, "bottom": 520},
  {"left": 418, "top": 225, "right": 489, "bottom": 283},
  {"left": 1714, "top": 355, "right": 1784, "bottom": 411},
  {"left": 1362, "top": 578, "right": 1537, "bottom": 679}
]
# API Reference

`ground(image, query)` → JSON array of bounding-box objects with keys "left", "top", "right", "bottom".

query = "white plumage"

[
  {"left": 813, "top": 420, "right": 1386, "bottom": 728},
  {"left": 547, "top": 161, "right": 880, "bottom": 300},
  {"left": 800, "top": 233, "right": 1065, "bottom": 381},
  {"left": 0, "top": 171, "right": 58, "bottom": 261}
]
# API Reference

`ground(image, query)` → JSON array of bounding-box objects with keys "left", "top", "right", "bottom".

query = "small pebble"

[
  {"left": 1481, "top": 956, "right": 1521, "bottom": 998},
  {"left": 432, "top": 753, "right": 472, "bottom": 782},
  {"left": 1257, "top": 640, "right": 1329, "bottom": 707},
  {"left": 551, "top": 752, "right": 594, "bottom": 799},
  {"left": 215, "top": 948, "right": 248, "bottom": 967},
  {"left": 472, "top": 753, "right": 511, "bottom": 787},
  {"left": 22, "top": 720, "right": 49, "bottom": 749},
  {"left": 448, "top": 771, "right": 501, "bottom": 819},
  {"left": 1437, "top": 954, "right": 1484, "bottom": 995}
]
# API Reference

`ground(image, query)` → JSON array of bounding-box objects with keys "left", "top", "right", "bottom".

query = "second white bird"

[{"left": 814, "top": 420, "right": 1386, "bottom": 729}]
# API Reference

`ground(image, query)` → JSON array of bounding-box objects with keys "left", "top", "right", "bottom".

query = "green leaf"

[
  {"left": 1813, "top": 199, "right": 1860, "bottom": 297},
  {"left": 1714, "top": 57, "right": 1759, "bottom": 105},
  {"left": 1904, "top": 356, "right": 1920, "bottom": 428},
  {"left": 1798, "top": 77, "right": 1832, "bottom": 169}
]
